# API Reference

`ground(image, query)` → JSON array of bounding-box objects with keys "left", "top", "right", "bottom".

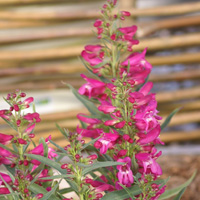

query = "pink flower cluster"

[
  {"left": 76, "top": 0, "right": 165, "bottom": 199},
  {"left": 0, "top": 91, "right": 56, "bottom": 198}
]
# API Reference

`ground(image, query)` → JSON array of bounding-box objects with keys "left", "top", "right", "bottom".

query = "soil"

[{"left": 158, "top": 155, "right": 200, "bottom": 200}]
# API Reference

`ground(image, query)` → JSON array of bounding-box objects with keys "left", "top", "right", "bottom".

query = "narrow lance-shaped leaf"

[
  {"left": 101, "top": 185, "right": 142, "bottom": 200},
  {"left": 172, "top": 187, "right": 186, "bottom": 200},
  {"left": 158, "top": 170, "right": 196, "bottom": 200},
  {"left": 83, "top": 161, "right": 124, "bottom": 175},
  {"left": 161, "top": 107, "right": 181, "bottom": 131},
  {"left": 29, "top": 183, "right": 59, "bottom": 200},
  {"left": 26, "top": 154, "right": 66, "bottom": 174},
  {"left": 56, "top": 123, "right": 69, "bottom": 139}
]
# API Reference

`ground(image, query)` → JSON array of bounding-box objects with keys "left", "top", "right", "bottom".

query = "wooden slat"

[
  {"left": 137, "top": 15, "right": 200, "bottom": 37},
  {"left": 0, "top": 28, "right": 92, "bottom": 44},
  {"left": 149, "top": 69, "right": 200, "bottom": 82},
  {"left": 160, "top": 129, "right": 200, "bottom": 143},
  {"left": 161, "top": 111, "right": 200, "bottom": 127},
  {"left": 156, "top": 86, "right": 200, "bottom": 103},
  {"left": 158, "top": 100, "right": 200, "bottom": 114},
  {"left": 134, "top": 32, "right": 200, "bottom": 51},
  {"left": 147, "top": 52, "right": 200, "bottom": 66},
  {"left": 0, "top": 2, "right": 200, "bottom": 21}
]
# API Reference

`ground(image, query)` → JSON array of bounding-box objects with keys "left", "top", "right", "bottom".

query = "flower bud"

[
  {"left": 14, "top": 104, "right": 19, "bottom": 111},
  {"left": 123, "top": 134, "right": 130, "bottom": 141},
  {"left": 18, "top": 138, "right": 27, "bottom": 145},
  {"left": 36, "top": 193, "right": 43, "bottom": 199},
  {"left": 94, "top": 141, "right": 102, "bottom": 149},
  {"left": 61, "top": 164, "right": 68, "bottom": 169},
  {"left": 88, "top": 154, "right": 97, "bottom": 160},
  {"left": 20, "top": 92, "right": 26, "bottom": 97}
]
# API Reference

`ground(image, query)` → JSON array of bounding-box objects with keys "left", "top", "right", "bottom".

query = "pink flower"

[
  {"left": 0, "top": 188, "right": 10, "bottom": 194},
  {"left": 23, "top": 97, "right": 34, "bottom": 106},
  {"left": 136, "top": 148, "right": 162, "bottom": 177},
  {"left": 137, "top": 124, "right": 161, "bottom": 145},
  {"left": 78, "top": 74, "right": 106, "bottom": 99},
  {"left": 0, "top": 109, "right": 11, "bottom": 120},
  {"left": 29, "top": 136, "right": 57, "bottom": 166},
  {"left": 0, "top": 173, "right": 12, "bottom": 186},
  {"left": 94, "top": 19, "right": 103, "bottom": 27},
  {"left": 24, "top": 123, "right": 35, "bottom": 134},
  {"left": 118, "top": 25, "right": 139, "bottom": 51},
  {"left": 0, "top": 147, "right": 15, "bottom": 165},
  {"left": 77, "top": 126, "right": 102, "bottom": 138},
  {"left": 24, "top": 112, "right": 41, "bottom": 123},
  {"left": 77, "top": 114, "right": 101, "bottom": 124},
  {"left": 117, "top": 157, "right": 134, "bottom": 186},
  {"left": 81, "top": 45, "right": 104, "bottom": 66},
  {"left": 98, "top": 101, "right": 116, "bottom": 114},
  {"left": 95, "top": 132, "right": 119, "bottom": 154},
  {"left": 0, "top": 133, "right": 13, "bottom": 145},
  {"left": 120, "top": 48, "right": 152, "bottom": 84},
  {"left": 121, "top": 11, "right": 131, "bottom": 16}
]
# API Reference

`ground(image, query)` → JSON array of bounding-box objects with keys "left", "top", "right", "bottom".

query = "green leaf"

[
  {"left": 29, "top": 183, "right": 59, "bottom": 200},
  {"left": 81, "top": 135, "right": 102, "bottom": 151},
  {"left": 2, "top": 118, "right": 17, "bottom": 132},
  {"left": 56, "top": 123, "right": 69, "bottom": 139},
  {"left": 101, "top": 185, "right": 142, "bottom": 200},
  {"left": 92, "top": 60, "right": 108, "bottom": 69},
  {"left": 172, "top": 188, "right": 186, "bottom": 200},
  {"left": 161, "top": 108, "right": 181, "bottom": 130},
  {"left": 26, "top": 154, "right": 66, "bottom": 174},
  {"left": 40, "top": 174, "right": 74, "bottom": 180},
  {"left": 83, "top": 161, "right": 124, "bottom": 175},
  {"left": 23, "top": 141, "right": 30, "bottom": 153},
  {"left": 49, "top": 140, "right": 67, "bottom": 154},
  {"left": 41, "top": 182, "right": 60, "bottom": 200},
  {"left": 119, "top": 183, "right": 135, "bottom": 199},
  {"left": 59, "top": 187, "right": 74, "bottom": 194},
  {"left": 41, "top": 138, "right": 48, "bottom": 157},
  {"left": 159, "top": 170, "right": 196, "bottom": 200}
]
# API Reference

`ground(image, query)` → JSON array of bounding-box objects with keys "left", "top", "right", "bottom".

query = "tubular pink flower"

[
  {"left": 77, "top": 114, "right": 101, "bottom": 124},
  {"left": 117, "top": 157, "right": 134, "bottom": 186},
  {"left": 77, "top": 126, "right": 102, "bottom": 138},
  {"left": 29, "top": 136, "right": 57, "bottom": 166},
  {"left": 24, "top": 112, "right": 41, "bottom": 123},
  {"left": 98, "top": 101, "right": 116, "bottom": 114},
  {"left": 115, "top": 120, "right": 126, "bottom": 129},
  {"left": 0, "top": 133, "right": 13, "bottom": 145},
  {"left": 81, "top": 45, "right": 104, "bottom": 66},
  {"left": 139, "top": 82, "right": 153, "bottom": 96},
  {"left": 104, "top": 119, "right": 119, "bottom": 126},
  {"left": 25, "top": 123, "right": 35, "bottom": 134},
  {"left": 136, "top": 148, "right": 162, "bottom": 177},
  {"left": 23, "top": 97, "right": 34, "bottom": 105},
  {"left": 0, "top": 188, "right": 10, "bottom": 194},
  {"left": 78, "top": 74, "right": 106, "bottom": 99},
  {"left": 94, "top": 19, "right": 103, "bottom": 27},
  {"left": 137, "top": 124, "right": 161, "bottom": 145},
  {"left": 97, "top": 132, "right": 119, "bottom": 154},
  {"left": 0, "top": 173, "right": 12, "bottom": 186},
  {"left": 121, "top": 11, "right": 131, "bottom": 16}
]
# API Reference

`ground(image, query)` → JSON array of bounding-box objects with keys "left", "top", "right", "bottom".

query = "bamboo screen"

[{"left": 0, "top": 0, "right": 200, "bottom": 146}]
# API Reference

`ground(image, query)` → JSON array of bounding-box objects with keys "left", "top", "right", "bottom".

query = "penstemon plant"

[{"left": 0, "top": 0, "right": 196, "bottom": 200}]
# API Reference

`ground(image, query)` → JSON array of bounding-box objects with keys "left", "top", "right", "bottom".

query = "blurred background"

[{"left": 0, "top": 0, "right": 199, "bottom": 199}]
